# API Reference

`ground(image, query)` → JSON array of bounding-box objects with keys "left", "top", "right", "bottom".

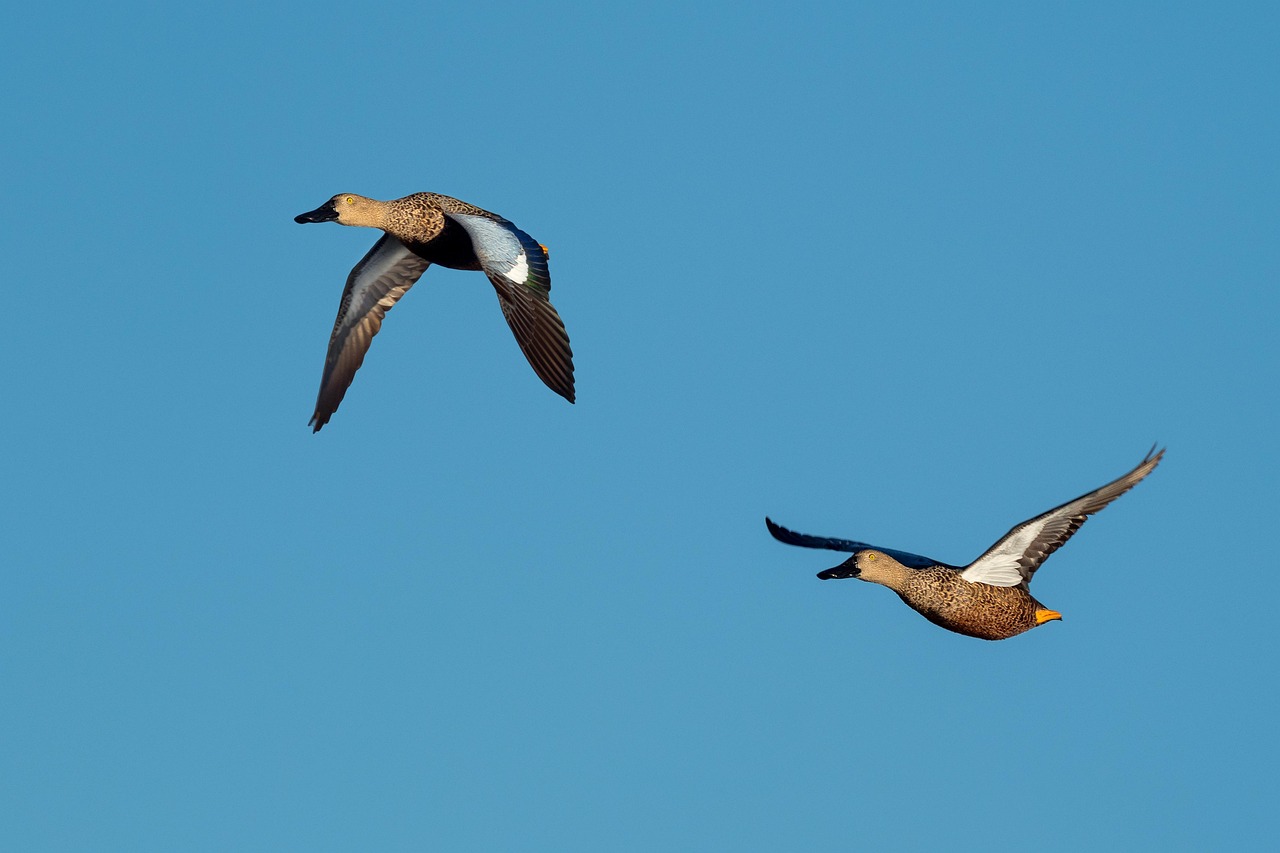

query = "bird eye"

[
  {"left": 866, "top": 552, "right": 877, "bottom": 562},
  {"left": 344, "top": 196, "right": 355, "bottom": 204}
]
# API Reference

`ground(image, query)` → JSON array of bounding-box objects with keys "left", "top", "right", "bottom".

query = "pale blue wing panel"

[{"left": 446, "top": 213, "right": 574, "bottom": 402}]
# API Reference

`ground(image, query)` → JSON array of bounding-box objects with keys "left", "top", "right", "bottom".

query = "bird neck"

[{"left": 857, "top": 556, "right": 916, "bottom": 591}]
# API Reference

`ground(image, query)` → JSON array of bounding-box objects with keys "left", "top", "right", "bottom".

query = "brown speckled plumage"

[
  {"left": 295, "top": 192, "right": 575, "bottom": 430},
  {"left": 881, "top": 561, "right": 1047, "bottom": 641},
  {"left": 766, "top": 447, "right": 1163, "bottom": 641},
  {"left": 379, "top": 193, "right": 494, "bottom": 243}
]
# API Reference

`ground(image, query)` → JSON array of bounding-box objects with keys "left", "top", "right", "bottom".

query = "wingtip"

[
  {"left": 539, "top": 369, "right": 574, "bottom": 403},
  {"left": 552, "top": 375, "right": 575, "bottom": 403},
  {"left": 1135, "top": 444, "right": 1165, "bottom": 474}
]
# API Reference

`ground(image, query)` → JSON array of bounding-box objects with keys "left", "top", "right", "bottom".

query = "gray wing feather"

[
  {"left": 310, "top": 235, "right": 431, "bottom": 431},
  {"left": 961, "top": 446, "right": 1164, "bottom": 587}
]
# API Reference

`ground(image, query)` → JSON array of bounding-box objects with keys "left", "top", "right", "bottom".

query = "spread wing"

[
  {"left": 310, "top": 235, "right": 431, "bottom": 431},
  {"left": 765, "top": 517, "right": 943, "bottom": 570},
  {"left": 446, "top": 213, "right": 575, "bottom": 402},
  {"left": 960, "top": 446, "right": 1164, "bottom": 587}
]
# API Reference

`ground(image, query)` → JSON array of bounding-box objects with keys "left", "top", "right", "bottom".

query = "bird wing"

[
  {"left": 310, "top": 235, "right": 431, "bottom": 431},
  {"left": 764, "top": 517, "right": 943, "bottom": 570},
  {"left": 960, "top": 447, "right": 1164, "bottom": 587},
  {"left": 445, "top": 213, "right": 575, "bottom": 402}
]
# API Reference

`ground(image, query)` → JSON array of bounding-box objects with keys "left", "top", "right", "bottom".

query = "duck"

[
  {"left": 765, "top": 447, "right": 1164, "bottom": 640},
  {"left": 294, "top": 192, "right": 574, "bottom": 431}
]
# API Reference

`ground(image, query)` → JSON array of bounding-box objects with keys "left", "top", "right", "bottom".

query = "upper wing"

[
  {"left": 960, "top": 446, "right": 1164, "bottom": 587},
  {"left": 764, "top": 517, "right": 943, "bottom": 570},
  {"left": 310, "top": 235, "right": 431, "bottom": 431},
  {"left": 446, "top": 213, "right": 575, "bottom": 402}
]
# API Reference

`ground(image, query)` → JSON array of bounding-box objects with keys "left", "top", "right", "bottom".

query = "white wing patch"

[
  {"left": 960, "top": 559, "right": 1025, "bottom": 587},
  {"left": 505, "top": 251, "right": 529, "bottom": 284},
  {"left": 447, "top": 213, "right": 534, "bottom": 286},
  {"left": 960, "top": 519, "right": 1051, "bottom": 586}
]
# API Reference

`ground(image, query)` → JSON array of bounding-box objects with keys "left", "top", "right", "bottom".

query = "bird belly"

[
  {"left": 899, "top": 576, "right": 1037, "bottom": 641},
  {"left": 412, "top": 217, "right": 483, "bottom": 271}
]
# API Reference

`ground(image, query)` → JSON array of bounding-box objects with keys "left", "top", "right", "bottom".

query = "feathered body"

[
  {"left": 767, "top": 448, "right": 1163, "bottom": 640},
  {"left": 295, "top": 192, "right": 575, "bottom": 431}
]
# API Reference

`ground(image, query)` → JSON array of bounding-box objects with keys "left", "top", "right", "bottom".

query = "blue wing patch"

[{"left": 447, "top": 213, "right": 550, "bottom": 291}]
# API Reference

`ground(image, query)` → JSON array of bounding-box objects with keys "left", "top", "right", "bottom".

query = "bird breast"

[{"left": 898, "top": 570, "right": 1040, "bottom": 640}]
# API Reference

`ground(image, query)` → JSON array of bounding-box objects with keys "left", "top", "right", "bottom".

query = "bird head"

[
  {"left": 825, "top": 550, "right": 915, "bottom": 591},
  {"left": 295, "top": 194, "right": 385, "bottom": 228}
]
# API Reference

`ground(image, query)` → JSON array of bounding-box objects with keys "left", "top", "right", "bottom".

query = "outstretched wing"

[
  {"left": 446, "top": 213, "right": 575, "bottom": 402},
  {"left": 764, "top": 517, "right": 943, "bottom": 570},
  {"left": 310, "top": 235, "right": 431, "bottom": 431},
  {"left": 960, "top": 446, "right": 1164, "bottom": 587}
]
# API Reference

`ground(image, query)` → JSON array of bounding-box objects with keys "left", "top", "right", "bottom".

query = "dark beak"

[
  {"left": 817, "top": 557, "right": 860, "bottom": 580},
  {"left": 295, "top": 200, "right": 339, "bottom": 224}
]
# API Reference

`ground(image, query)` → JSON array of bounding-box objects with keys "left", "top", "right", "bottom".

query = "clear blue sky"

[{"left": 2, "top": 1, "right": 1276, "bottom": 849}]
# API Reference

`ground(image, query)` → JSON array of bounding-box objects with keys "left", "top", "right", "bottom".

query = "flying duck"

[
  {"left": 766, "top": 447, "right": 1164, "bottom": 640},
  {"left": 294, "top": 192, "right": 574, "bottom": 431}
]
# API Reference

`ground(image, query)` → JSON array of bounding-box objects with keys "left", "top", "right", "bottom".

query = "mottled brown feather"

[{"left": 895, "top": 565, "right": 1046, "bottom": 640}]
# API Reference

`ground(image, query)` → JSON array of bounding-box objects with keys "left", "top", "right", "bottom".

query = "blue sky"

[{"left": 2, "top": 1, "right": 1277, "bottom": 849}]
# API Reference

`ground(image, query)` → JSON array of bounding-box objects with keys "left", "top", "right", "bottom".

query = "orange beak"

[{"left": 1034, "top": 608, "right": 1063, "bottom": 626}]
